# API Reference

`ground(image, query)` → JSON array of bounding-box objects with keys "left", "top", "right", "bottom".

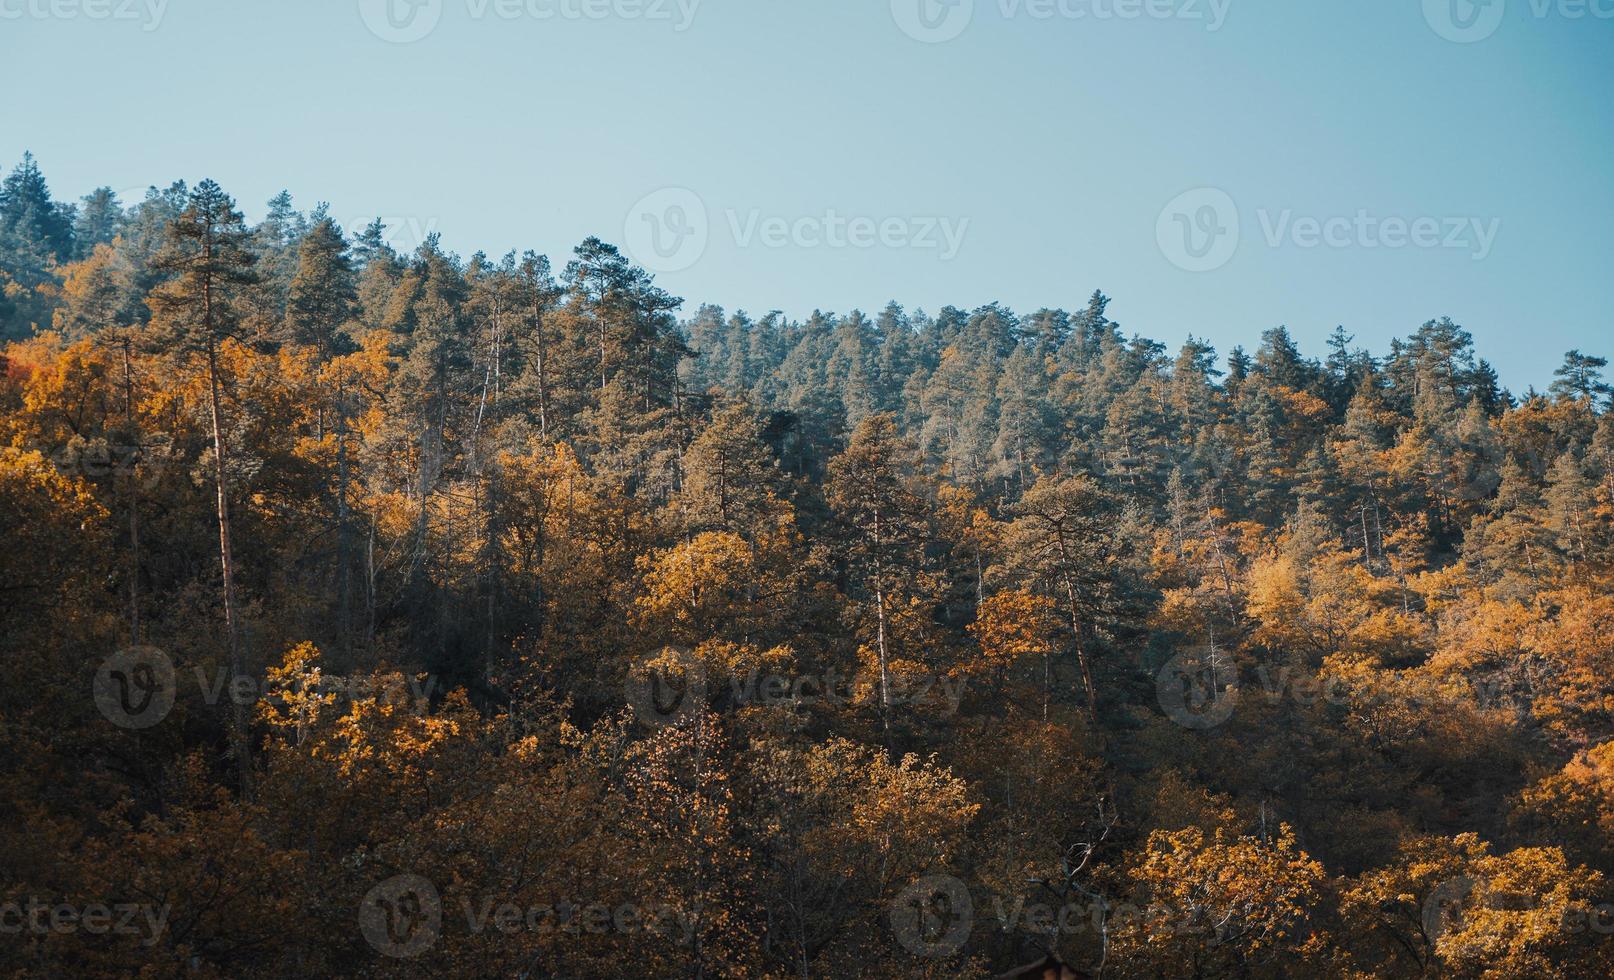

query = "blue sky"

[{"left": 3, "top": 0, "right": 1610, "bottom": 391}]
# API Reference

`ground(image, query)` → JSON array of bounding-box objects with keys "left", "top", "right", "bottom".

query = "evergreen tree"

[
  {"left": 1550, "top": 350, "right": 1611, "bottom": 405},
  {"left": 146, "top": 178, "right": 260, "bottom": 791},
  {"left": 0, "top": 152, "right": 74, "bottom": 261},
  {"left": 826, "top": 414, "right": 931, "bottom": 752},
  {"left": 284, "top": 216, "right": 357, "bottom": 360},
  {"left": 72, "top": 187, "right": 123, "bottom": 259}
]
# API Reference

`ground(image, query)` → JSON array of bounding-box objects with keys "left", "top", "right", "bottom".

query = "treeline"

[{"left": 3, "top": 154, "right": 1614, "bottom": 978}]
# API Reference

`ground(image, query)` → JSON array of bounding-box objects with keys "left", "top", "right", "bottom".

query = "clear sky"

[{"left": 3, "top": 0, "right": 1610, "bottom": 391}]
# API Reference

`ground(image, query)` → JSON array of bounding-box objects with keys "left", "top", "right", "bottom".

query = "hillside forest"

[{"left": 3, "top": 153, "right": 1614, "bottom": 978}]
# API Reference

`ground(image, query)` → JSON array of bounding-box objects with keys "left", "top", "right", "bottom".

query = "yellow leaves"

[
  {"left": 0, "top": 446, "right": 110, "bottom": 615},
  {"left": 967, "top": 589, "right": 1058, "bottom": 674},
  {"left": 1151, "top": 586, "right": 1216, "bottom": 639},
  {"left": 256, "top": 641, "right": 335, "bottom": 742},
  {"left": 1517, "top": 741, "right": 1614, "bottom": 847},
  {"left": 1272, "top": 385, "right": 1332, "bottom": 427},
  {"left": 633, "top": 529, "right": 810, "bottom": 652},
  {"left": 1112, "top": 822, "right": 1326, "bottom": 973},
  {"left": 1246, "top": 553, "right": 1306, "bottom": 643},
  {"left": 784, "top": 736, "right": 979, "bottom": 874},
  {"left": 636, "top": 530, "right": 754, "bottom": 632},
  {"left": 1342, "top": 833, "right": 1613, "bottom": 978},
  {"left": 1142, "top": 769, "right": 1240, "bottom": 836}
]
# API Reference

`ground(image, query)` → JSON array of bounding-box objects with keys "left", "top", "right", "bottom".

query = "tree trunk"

[
  {"left": 205, "top": 333, "right": 252, "bottom": 797},
  {"left": 121, "top": 335, "right": 141, "bottom": 643},
  {"left": 336, "top": 375, "right": 352, "bottom": 662}
]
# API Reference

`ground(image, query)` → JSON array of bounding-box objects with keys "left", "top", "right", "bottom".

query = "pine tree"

[
  {"left": 72, "top": 187, "right": 123, "bottom": 259},
  {"left": 679, "top": 401, "right": 785, "bottom": 536},
  {"left": 1005, "top": 472, "right": 1122, "bottom": 722},
  {"left": 146, "top": 178, "right": 260, "bottom": 792},
  {"left": 1544, "top": 451, "right": 1596, "bottom": 562},
  {"left": 826, "top": 414, "right": 930, "bottom": 753},
  {"left": 1550, "top": 350, "right": 1611, "bottom": 406},
  {"left": 0, "top": 152, "right": 74, "bottom": 261},
  {"left": 0, "top": 153, "right": 75, "bottom": 339},
  {"left": 284, "top": 217, "right": 357, "bottom": 361},
  {"left": 510, "top": 250, "right": 562, "bottom": 440},
  {"left": 285, "top": 216, "right": 361, "bottom": 652}
]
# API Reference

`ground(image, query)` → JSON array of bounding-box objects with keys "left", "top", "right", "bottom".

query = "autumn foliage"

[{"left": 2, "top": 162, "right": 1614, "bottom": 977}]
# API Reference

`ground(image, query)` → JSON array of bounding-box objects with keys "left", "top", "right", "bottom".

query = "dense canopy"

[{"left": 3, "top": 155, "right": 1614, "bottom": 978}]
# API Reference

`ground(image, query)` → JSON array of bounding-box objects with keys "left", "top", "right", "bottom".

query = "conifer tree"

[
  {"left": 826, "top": 414, "right": 930, "bottom": 752},
  {"left": 146, "top": 178, "right": 259, "bottom": 790}
]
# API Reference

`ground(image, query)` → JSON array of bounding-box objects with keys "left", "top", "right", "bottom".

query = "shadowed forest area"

[{"left": 3, "top": 154, "right": 1614, "bottom": 978}]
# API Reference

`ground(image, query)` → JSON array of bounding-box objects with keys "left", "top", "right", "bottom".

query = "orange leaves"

[
  {"left": 1341, "top": 833, "right": 1613, "bottom": 978},
  {"left": 1111, "top": 823, "right": 1327, "bottom": 974},
  {"left": 635, "top": 530, "right": 756, "bottom": 640},
  {"left": 967, "top": 589, "right": 1058, "bottom": 674},
  {"left": 0, "top": 446, "right": 109, "bottom": 614}
]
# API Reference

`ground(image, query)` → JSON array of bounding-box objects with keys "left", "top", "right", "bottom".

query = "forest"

[{"left": 2, "top": 150, "right": 1614, "bottom": 978}]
